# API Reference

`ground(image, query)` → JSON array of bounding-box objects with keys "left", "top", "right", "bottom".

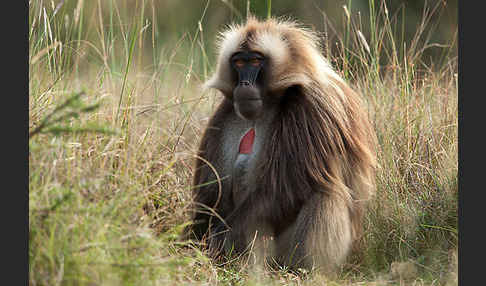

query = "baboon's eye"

[
  {"left": 234, "top": 59, "right": 245, "bottom": 68},
  {"left": 250, "top": 58, "right": 262, "bottom": 66}
]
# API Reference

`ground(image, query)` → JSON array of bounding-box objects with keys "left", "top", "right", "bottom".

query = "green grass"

[{"left": 29, "top": 0, "right": 457, "bottom": 285}]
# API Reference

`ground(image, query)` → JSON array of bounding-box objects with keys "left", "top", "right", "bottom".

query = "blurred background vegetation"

[{"left": 33, "top": 0, "right": 457, "bottom": 80}]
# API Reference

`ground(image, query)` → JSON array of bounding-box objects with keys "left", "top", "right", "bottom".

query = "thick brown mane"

[
  {"left": 260, "top": 80, "right": 376, "bottom": 242},
  {"left": 236, "top": 17, "right": 378, "bottom": 241}
]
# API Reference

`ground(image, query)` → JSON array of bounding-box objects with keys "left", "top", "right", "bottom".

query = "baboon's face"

[{"left": 230, "top": 50, "right": 266, "bottom": 121}]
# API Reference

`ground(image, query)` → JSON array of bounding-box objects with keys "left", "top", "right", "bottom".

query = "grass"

[{"left": 29, "top": 0, "right": 457, "bottom": 285}]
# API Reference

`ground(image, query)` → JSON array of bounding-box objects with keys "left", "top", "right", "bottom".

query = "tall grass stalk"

[
  {"left": 115, "top": 13, "right": 139, "bottom": 125},
  {"left": 267, "top": 0, "right": 272, "bottom": 19}
]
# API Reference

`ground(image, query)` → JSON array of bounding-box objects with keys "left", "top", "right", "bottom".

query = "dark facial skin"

[{"left": 230, "top": 51, "right": 265, "bottom": 121}]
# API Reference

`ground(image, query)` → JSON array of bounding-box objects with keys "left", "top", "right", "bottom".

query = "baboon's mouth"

[
  {"left": 234, "top": 99, "right": 263, "bottom": 121},
  {"left": 233, "top": 84, "right": 263, "bottom": 120}
]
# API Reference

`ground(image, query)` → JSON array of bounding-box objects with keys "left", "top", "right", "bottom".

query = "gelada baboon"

[{"left": 188, "top": 16, "right": 377, "bottom": 273}]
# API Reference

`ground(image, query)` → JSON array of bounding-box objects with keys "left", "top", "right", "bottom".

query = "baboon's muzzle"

[{"left": 233, "top": 67, "right": 263, "bottom": 121}]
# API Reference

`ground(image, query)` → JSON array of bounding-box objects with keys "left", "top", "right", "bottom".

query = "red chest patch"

[{"left": 238, "top": 128, "right": 255, "bottom": 154}]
